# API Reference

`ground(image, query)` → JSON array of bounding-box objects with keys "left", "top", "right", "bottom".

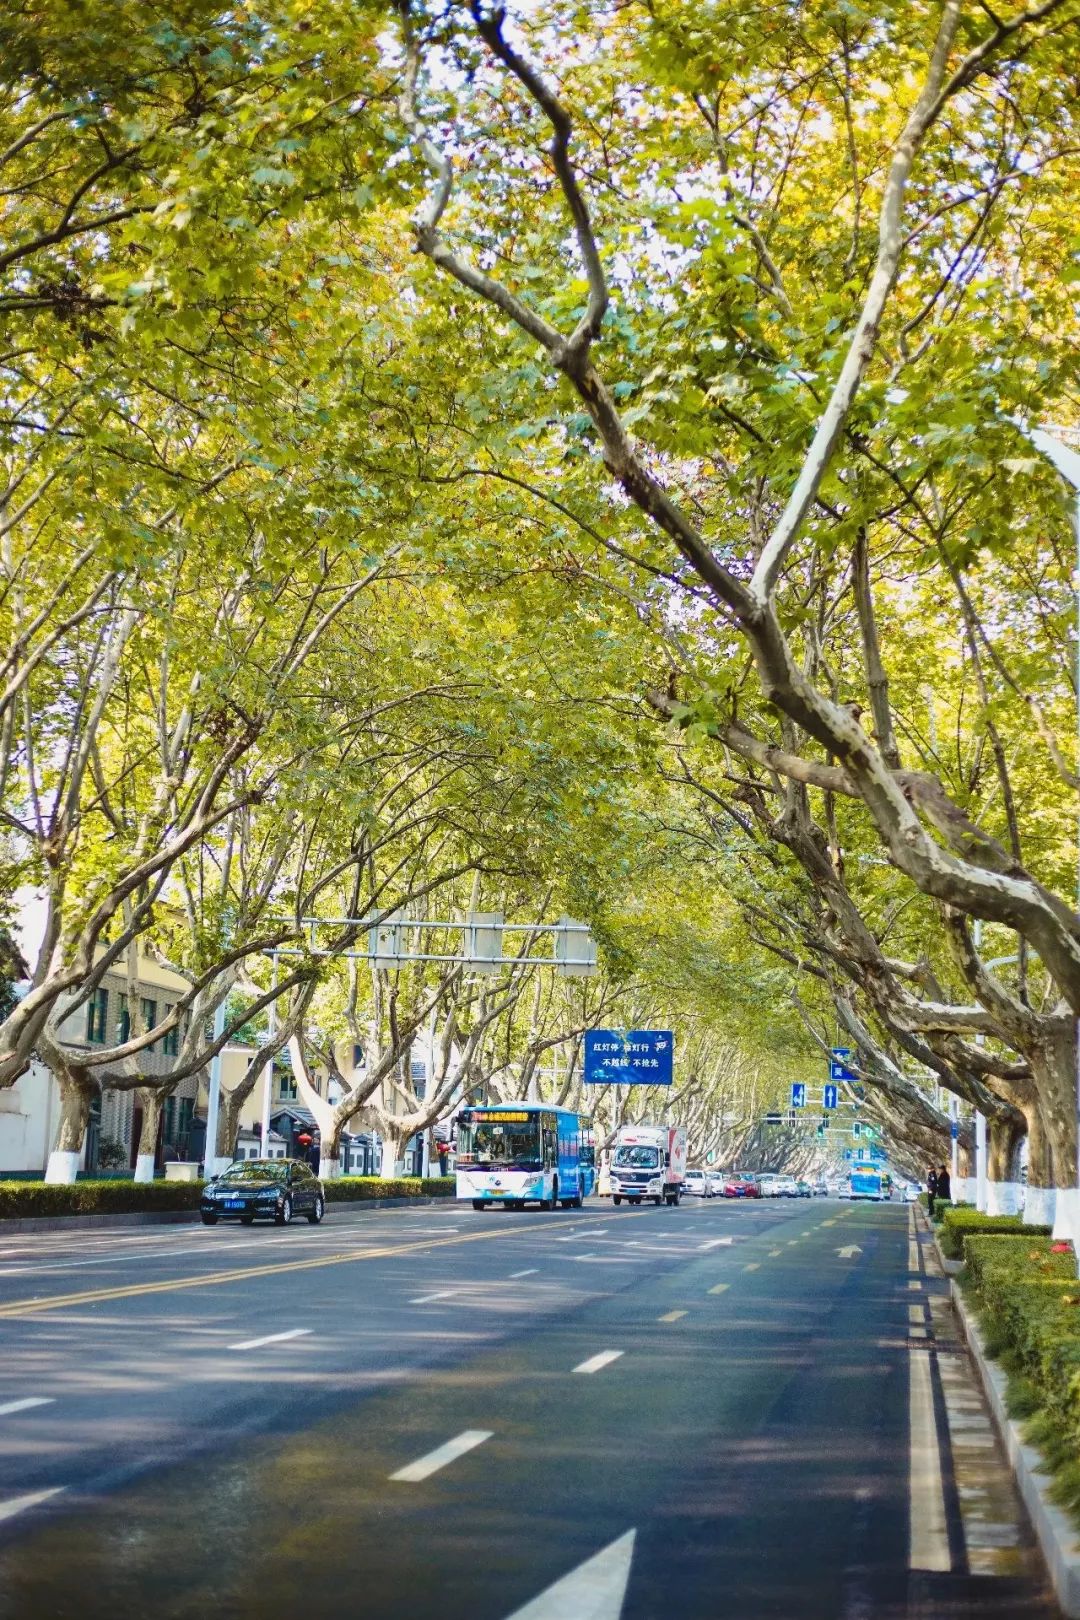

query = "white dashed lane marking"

[{"left": 390, "top": 1429, "right": 492, "bottom": 1483}]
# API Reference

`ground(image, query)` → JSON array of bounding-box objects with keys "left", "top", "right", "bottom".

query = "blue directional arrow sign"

[
  {"left": 829, "top": 1047, "right": 855, "bottom": 1082},
  {"left": 823, "top": 1081, "right": 839, "bottom": 1110},
  {"left": 791, "top": 1082, "right": 807, "bottom": 1108}
]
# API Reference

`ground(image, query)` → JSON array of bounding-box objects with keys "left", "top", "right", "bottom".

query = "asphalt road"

[{"left": 0, "top": 1195, "right": 1057, "bottom": 1619}]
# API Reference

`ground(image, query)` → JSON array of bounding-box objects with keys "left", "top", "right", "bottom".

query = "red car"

[{"left": 723, "top": 1172, "right": 760, "bottom": 1198}]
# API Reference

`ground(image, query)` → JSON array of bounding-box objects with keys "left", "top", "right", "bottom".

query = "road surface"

[{"left": 0, "top": 1195, "right": 1056, "bottom": 1618}]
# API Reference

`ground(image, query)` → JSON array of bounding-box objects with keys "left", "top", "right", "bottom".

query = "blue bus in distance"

[{"left": 454, "top": 1103, "right": 595, "bottom": 1210}]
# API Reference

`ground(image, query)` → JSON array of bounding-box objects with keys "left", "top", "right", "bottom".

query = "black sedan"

[{"left": 200, "top": 1159, "right": 324, "bottom": 1226}]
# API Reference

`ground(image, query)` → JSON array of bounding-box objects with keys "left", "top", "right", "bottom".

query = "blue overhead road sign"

[{"left": 584, "top": 1029, "right": 673, "bottom": 1085}]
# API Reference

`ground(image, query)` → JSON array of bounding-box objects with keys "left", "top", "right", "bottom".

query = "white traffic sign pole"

[
  {"left": 260, "top": 951, "right": 277, "bottom": 1159},
  {"left": 203, "top": 999, "right": 228, "bottom": 1178}
]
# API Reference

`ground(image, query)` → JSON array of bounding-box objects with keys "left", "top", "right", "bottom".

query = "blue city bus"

[
  {"left": 454, "top": 1103, "right": 595, "bottom": 1210},
  {"left": 848, "top": 1166, "right": 887, "bottom": 1201}
]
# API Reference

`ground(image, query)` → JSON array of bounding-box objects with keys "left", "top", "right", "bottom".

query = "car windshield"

[
  {"left": 614, "top": 1145, "right": 660, "bottom": 1169},
  {"left": 456, "top": 1117, "right": 542, "bottom": 1170},
  {"left": 218, "top": 1162, "right": 288, "bottom": 1183}
]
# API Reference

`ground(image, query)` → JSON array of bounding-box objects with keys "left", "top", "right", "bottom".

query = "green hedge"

[
  {"left": 0, "top": 1178, "right": 205, "bottom": 1217},
  {"left": 964, "top": 1233, "right": 1080, "bottom": 1522},
  {"left": 323, "top": 1176, "right": 455, "bottom": 1202},
  {"left": 939, "top": 1204, "right": 1050, "bottom": 1258}
]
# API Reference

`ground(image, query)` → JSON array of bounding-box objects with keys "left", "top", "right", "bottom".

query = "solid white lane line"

[
  {"left": 573, "top": 1350, "right": 624, "bottom": 1375},
  {"left": 228, "top": 1327, "right": 311, "bottom": 1351},
  {"left": 390, "top": 1429, "right": 492, "bottom": 1483},
  {"left": 509, "top": 1269, "right": 538, "bottom": 1279},
  {"left": 0, "top": 1488, "right": 64, "bottom": 1525},
  {"left": 501, "top": 1529, "right": 636, "bottom": 1620},
  {"left": 909, "top": 1352, "right": 951, "bottom": 1571},
  {"left": 410, "top": 1291, "right": 455, "bottom": 1305},
  {"left": 0, "top": 1397, "right": 54, "bottom": 1417}
]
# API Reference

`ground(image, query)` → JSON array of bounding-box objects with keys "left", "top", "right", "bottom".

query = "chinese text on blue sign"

[
  {"left": 829, "top": 1047, "right": 855, "bottom": 1082},
  {"left": 584, "top": 1030, "right": 674, "bottom": 1086}
]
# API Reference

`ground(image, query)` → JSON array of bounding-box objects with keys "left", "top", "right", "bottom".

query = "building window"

[
  {"left": 277, "top": 1074, "right": 297, "bottom": 1101},
  {"left": 161, "top": 1006, "right": 179, "bottom": 1058},
  {"left": 141, "top": 998, "right": 157, "bottom": 1047},
  {"left": 116, "top": 994, "right": 130, "bottom": 1044},
  {"left": 86, "top": 987, "right": 108, "bottom": 1045}
]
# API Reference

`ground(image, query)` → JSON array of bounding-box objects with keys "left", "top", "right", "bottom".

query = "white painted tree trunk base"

[
  {"left": 205, "top": 1155, "right": 233, "bottom": 1181},
  {"left": 985, "top": 1180, "right": 1023, "bottom": 1216},
  {"left": 133, "top": 1154, "right": 156, "bottom": 1184},
  {"left": 1025, "top": 1185, "right": 1056, "bottom": 1229},
  {"left": 1051, "top": 1186, "right": 1080, "bottom": 1247},
  {"left": 44, "top": 1151, "right": 80, "bottom": 1185},
  {"left": 318, "top": 1156, "right": 340, "bottom": 1181},
  {"left": 952, "top": 1176, "right": 975, "bottom": 1205}
]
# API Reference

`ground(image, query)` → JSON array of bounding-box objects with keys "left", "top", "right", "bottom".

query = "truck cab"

[{"left": 610, "top": 1124, "right": 687, "bottom": 1207}]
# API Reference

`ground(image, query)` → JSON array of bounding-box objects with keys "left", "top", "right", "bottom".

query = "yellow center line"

[
  {"left": 708, "top": 1283, "right": 729, "bottom": 1295},
  {"left": 0, "top": 1214, "right": 640, "bottom": 1319},
  {"left": 658, "top": 1309, "right": 687, "bottom": 1322}
]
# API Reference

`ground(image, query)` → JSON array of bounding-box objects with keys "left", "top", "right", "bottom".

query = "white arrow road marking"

[
  {"left": 0, "top": 1488, "right": 64, "bottom": 1525},
  {"left": 697, "top": 1237, "right": 734, "bottom": 1250},
  {"left": 836, "top": 1245, "right": 863, "bottom": 1258},
  {"left": 390, "top": 1429, "right": 492, "bottom": 1483},
  {"left": 501, "top": 1530, "right": 636, "bottom": 1620},
  {"left": 573, "top": 1350, "right": 624, "bottom": 1375},
  {"left": 0, "top": 1398, "right": 54, "bottom": 1417},
  {"left": 228, "top": 1328, "right": 311, "bottom": 1351}
]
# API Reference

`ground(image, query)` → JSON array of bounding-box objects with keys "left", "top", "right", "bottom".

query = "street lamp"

[{"left": 1022, "top": 426, "right": 1080, "bottom": 1245}]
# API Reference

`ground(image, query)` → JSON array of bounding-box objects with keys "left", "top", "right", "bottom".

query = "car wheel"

[
  {"left": 307, "top": 1195, "right": 324, "bottom": 1225},
  {"left": 241, "top": 1215, "right": 255, "bottom": 1226},
  {"left": 472, "top": 1199, "right": 486, "bottom": 1211},
  {"left": 275, "top": 1196, "right": 293, "bottom": 1226},
  {"left": 200, "top": 1213, "right": 217, "bottom": 1225},
  {"left": 613, "top": 1196, "right": 622, "bottom": 1206}
]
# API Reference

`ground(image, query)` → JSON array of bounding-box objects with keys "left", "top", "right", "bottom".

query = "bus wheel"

[
  {"left": 472, "top": 1200, "right": 486, "bottom": 1211},
  {"left": 613, "top": 1196, "right": 622, "bottom": 1206}
]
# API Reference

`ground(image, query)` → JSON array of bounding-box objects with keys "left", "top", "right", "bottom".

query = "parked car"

[
  {"left": 723, "top": 1172, "right": 759, "bottom": 1198},
  {"left": 683, "top": 1169, "right": 712, "bottom": 1198},
  {"left": 706, "top": 1171, "right": 726, "bottom": 1197},
  {"left": 796, "top": 1179, "right": 813, "bottom": 1198},
  {"left": 813, "top": 1178, "right": 829, "bottom": 1196},
  {"left": 201, "top": 1158, "right": 325, "bottom": 1226},
  {"left": 774, "top": 1174, "right": 800, "bottom": 1197},
  {"left": 757, "top": 1174, "right": 782, "bottom": 1198}
]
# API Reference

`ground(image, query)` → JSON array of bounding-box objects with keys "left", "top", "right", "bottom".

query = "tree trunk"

[
  {"left": 45, "top": 1067, "right": 96, "bottom": 1183},
  {"left": 986, "top": 1112, "right": 1025, "bottom": 1216},
  {"left": 1028, "top": 1024, "right": 1077, "bottom": 1239},
  {"left": 133, "top": 1087, "right": 163, "bottom": 1183},
  {"left": 319, "top": 1114, "right": 344, "bottom": 1181},
  {"left": 378, "top": 1123, "right": 409, "bottom": 1178}
]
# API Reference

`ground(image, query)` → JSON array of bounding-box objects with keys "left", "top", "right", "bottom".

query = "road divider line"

[
  {"left": 697, "top": 1238, "right": 733, "bottom": 1250},
  {"left": 742, "top": 1262, "right": 760, "bottom": 1273},
  {"left": 708, "top": 1283, "right": 730, "bottom": 1295},
  {"left": 228, "top": 1327, "right": 311, "bottom": 1351},
  {"left": 769, "top": 1248, "right": 783, "bottom": 1257},
  {"left": 658, "top": 1310, "right": 687, "bottom": 1322},
  {"left": 0, "top": 1487, "right": 64, "bottom": 1525},
  {"left": 909, "top": 1351, "right": 951, "bottom": 1571},
  {"left": 573, "top": 1350, "right": 624, "bottom": 1375},
  {"left": 410, "top": 1291, "right": 455, "bottom": 1305},
  {"left": 390, "top": 1429, "right": 492, "bottom": 1483},
  {"left": 0, "top": 1397, "right": 54, "bottom": 1417},
  {"left": 509, "top": 1269, "right": 538, "bottom": 1279}
]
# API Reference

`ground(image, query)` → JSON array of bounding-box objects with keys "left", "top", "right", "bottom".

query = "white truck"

[{"left": 610, "top": 1123, "right": 687, "bottom": 1206}]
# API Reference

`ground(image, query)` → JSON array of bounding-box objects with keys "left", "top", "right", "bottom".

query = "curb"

[
  {"left": 949, "top": 1275, "right": 1080, "bottom": 1617},
  {"left": 0, "top": 1194, "right": 453, "bottom": 1234}
]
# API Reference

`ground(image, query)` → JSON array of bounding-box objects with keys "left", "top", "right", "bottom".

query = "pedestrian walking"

[
  {"left": 936, "top": 1163, "right": 951, "bottom": 1207},
  {"left": 926, "top": 1165, "right": 939, "bottom": 1217}
]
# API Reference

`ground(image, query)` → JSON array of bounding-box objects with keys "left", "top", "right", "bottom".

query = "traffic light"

[{"left": 852, "top": 1121, "right": 862, "bottom": 1138}]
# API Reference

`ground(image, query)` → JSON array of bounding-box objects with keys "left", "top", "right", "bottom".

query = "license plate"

[{"left": 224, "top": 1199, "right": 244, "bottom": 1210}]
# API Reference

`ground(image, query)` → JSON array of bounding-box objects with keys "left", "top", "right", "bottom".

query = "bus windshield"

[
  {"left": 614, "top": 1145, "right": 659, "bottom": 1169},
  {"left": 456, "top": 1116, "right": 542, "bottom": 1170}
]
